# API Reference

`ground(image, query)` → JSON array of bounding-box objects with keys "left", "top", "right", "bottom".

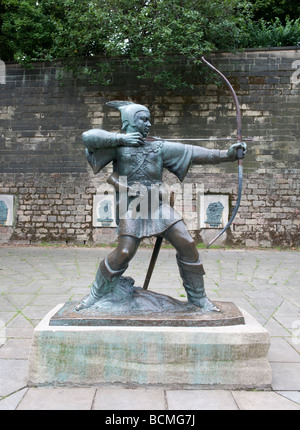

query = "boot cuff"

[
  {"left": 176, "top": 255, "right": 205, "bottom": 275},
  {"left": 100, "top": 258, "right": 128, "bottom": 281}
]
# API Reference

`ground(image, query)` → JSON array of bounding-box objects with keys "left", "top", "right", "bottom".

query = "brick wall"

[{"left": 0, "top": 49, "right": 299, "bottom": 247}]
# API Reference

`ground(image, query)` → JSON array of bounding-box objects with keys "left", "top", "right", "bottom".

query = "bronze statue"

[{"left": 75, "top": 100, "right": 246, "bottom": 313}]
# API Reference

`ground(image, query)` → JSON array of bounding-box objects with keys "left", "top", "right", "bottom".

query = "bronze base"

[{"left": 50, "top": 294, "right": 245, "bottom": 328}]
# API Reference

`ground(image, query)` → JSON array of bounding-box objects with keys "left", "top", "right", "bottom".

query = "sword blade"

[{"left": 143, "top": 237, "right": 163, "bottom": 290}]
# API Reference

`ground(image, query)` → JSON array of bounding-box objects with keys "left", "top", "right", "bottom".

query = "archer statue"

[{"left": 75, "top": 98, "right": 246, "bottom": 313}]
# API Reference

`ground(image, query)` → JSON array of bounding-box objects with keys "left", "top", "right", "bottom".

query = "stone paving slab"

[
  {"left": 0, "top": 359, "right": 28, "bottom": 398},
  {"left": 17, "top": 387, "right": 96, "bottom": 410},
  {"left": 4, "top": 387, "right": 298, "bottom": 410},
  {"left": 271, "top": 363, "right": 300, "bottom": 391},
  {"left": 231, "top": 391, "right": 300, "bottom": 410},
  {"left": 166, "top": 390, "right": 239, "bottom": 410},
  {"left": 0, "top": 388, "right": 28, "bottom": 411},
  {"left": 0, "top": 246, "right": 299, "bottom": 410},
  {"left": 93, "top": 388, "right": 166, "bottom": 410}
]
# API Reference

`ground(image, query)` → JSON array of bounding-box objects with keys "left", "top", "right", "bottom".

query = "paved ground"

[{"left": 0, "top": 245, "right": 300, "bottom": 410}]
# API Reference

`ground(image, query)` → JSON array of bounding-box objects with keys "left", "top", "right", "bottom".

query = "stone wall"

[{"left": 0, "top": 49, "right": 299, "bottom": 247}]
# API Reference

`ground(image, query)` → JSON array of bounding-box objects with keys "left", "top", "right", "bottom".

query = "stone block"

[{"left": 28, "top": 304, "right": 272, "bottom": 389}]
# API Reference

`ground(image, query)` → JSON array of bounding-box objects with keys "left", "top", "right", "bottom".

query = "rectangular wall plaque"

[
  {"left": 0, "top": 195, "right": 14, "bottom": 227},
  {"left": 93, "top": 193, "right": 117, "bottom": 228},
  {"left": 199, "top": 194, "right": 229, "bottom": 229}
]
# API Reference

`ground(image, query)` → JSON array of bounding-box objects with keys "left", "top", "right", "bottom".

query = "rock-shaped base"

[
  {"left": 50, "top": 277, "right": 245, "bottom": 327},
  {"left": 81, "top": 276, "right": 198, "bottom": 314}
]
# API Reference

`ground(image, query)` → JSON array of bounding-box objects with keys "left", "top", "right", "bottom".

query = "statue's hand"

[
  {"left": 118, "top": 132, "right": 144, "bottom": 147},
  {"left": 227, "top": 142, "right": 247, "bottom": 160}
]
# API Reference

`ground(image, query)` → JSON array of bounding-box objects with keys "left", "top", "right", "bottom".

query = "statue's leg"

[
  {"left": 163, "top": 221, "right": 219, "bottom": 312},
  {"left": 76, "top": 235, "right": 140, "bottom": 311},
  {"left": 106, "top": 235, "right": 140, "bottom": 271}
]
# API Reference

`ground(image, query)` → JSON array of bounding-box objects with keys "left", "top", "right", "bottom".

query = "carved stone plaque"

[
  {"left": 93, "top": 193, "right": 117, "bottom": 228},
  {"left": 200, "top": 194, "right": 229, "bottom": 229},
  {"left": 0, "top": 195, "right": 14, "bottom": 226}
]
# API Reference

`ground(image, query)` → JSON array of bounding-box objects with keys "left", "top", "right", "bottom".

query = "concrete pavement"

[{"left": 0, "top": 245, "right": 299, "bottom": 410}]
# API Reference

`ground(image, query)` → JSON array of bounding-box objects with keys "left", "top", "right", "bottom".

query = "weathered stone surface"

[{"left": 28, "top": 304, "right": 272, "bottom": 389}]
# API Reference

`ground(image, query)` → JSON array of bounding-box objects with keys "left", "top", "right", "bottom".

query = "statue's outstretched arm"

[
  {"left": 82, "top": 129, "right": 144, "bottom": 150},
  {"left": 192, "top": 143, "right": 246, "bottom": 165}
]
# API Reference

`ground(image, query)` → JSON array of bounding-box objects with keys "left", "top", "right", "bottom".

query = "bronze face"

[{"left": 133, "top": 111, "right": 151, "bottom": 137}]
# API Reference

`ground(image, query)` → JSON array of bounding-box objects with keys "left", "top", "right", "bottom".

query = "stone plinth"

[{"left": 28, "top": 304, "right": 272, "bottom": 389}]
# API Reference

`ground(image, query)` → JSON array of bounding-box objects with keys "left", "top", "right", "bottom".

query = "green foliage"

[
  {"left": 0, "top": 0, "right": 57, "bottom": 63},
  {"left": 249, "top": 0, "right": 300, "bottom": 23},
  {"left": 0, "top": 0, "right": 253, "bottom": 88},
  {"left": 0, "top": 0, "right": 299, "bottom": 89},
  {"left": 239, "top": 17, "right": 300, "bottom": 48}
]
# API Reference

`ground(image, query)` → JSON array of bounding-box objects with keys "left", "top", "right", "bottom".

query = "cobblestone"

[{"left": 0, "top": 245, "right": 299, "bottom": 410}]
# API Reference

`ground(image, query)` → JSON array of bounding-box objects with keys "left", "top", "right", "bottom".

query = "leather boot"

[
  {"left": 75, "top": 258, "right": 127, "bottom": 311},
  {"left": 176, "top": 255, "right": 219, "bottom": 312}
]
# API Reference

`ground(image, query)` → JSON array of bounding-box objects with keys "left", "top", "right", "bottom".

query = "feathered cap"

[{"left": 106, "top": 101, "right": 150, "bottom": 130}]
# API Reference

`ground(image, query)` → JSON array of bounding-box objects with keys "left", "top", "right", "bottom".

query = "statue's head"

[{"left": 106, "top": 101, "right": 151, "bottom": 137}]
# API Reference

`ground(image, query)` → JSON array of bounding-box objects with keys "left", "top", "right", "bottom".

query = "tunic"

[
  {"left": 116, "top": 138, "right": 192, "bottom": 238},
  {"left": 83, "top": 131, "right": 223, "bottom": 239}
]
